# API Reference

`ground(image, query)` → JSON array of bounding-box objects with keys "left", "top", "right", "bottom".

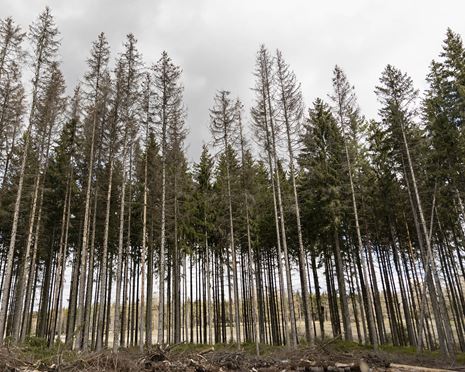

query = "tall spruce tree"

[
  {"left": 330, "top": 66, "right": 377, "bottom": 347},
  {"left": 152, "top": 51, "right": 183, "bottom": 344},
  {"left": 376, "top": 65, "right": 454, "bottom": 357},
  {"left": 209, "top": 90, "right": 241, "bottom": 348},
  {"left": 74, "top": 32, "right": 110, "bottom": 350},
  {"left": 0, "top": 8, "right": 59, "bottom": 343}
]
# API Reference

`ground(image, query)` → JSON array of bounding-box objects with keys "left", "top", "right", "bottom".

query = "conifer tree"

[
  {"left": 0, "top": 8, "right": 59, "bottom": 343},
  {"left": 14, "top": 61, "right": 66, "bottom": 342},
  {"left": 73, "top": 32, "right": 110, "bottom": 350},
  {"left": 48, "top": 86, "right": 81, "bottom": 345},
  {"left": 376, "top": 65, "right": 454, "bottom": 357},
  {"left": 235, "top": 100, "right": 260, "bottom": 354},
  {"left": 0, "top": 17, "right": 25, "bottom": 196},
  {"left": 112, "top": 33, "right": 142, "bottom": 352},
  {"left": 209, "top": 90, "right": 241, "bottom": 347},
  {"left": 299, "top": 99, "right": 346, "bottom": 340},
  {"left": 193, "top": 145, "right": 215, "bottom": 344},
  {"left": 330, "top": 66, "right": 377, "bottom": 346},
  {"left": 152, "top": 51, "right": 183, "bottom": 344},
  {"left": 275, "top": 50, "right": 314, "bottom": 344},
  {"left": 251, "top": 45, "right": 297, "bottom": 346}
]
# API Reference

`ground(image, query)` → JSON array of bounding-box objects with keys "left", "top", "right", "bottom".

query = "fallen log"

[{"left": 389, "top": 363, "right": 456, "bottom": 372}]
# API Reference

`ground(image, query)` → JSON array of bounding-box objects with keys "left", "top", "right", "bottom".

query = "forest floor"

[{"left": 0, "top": 338, "right": 464, "bottom": 372}]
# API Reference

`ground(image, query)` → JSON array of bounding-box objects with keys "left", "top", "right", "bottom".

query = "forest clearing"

[
  {"left": 1, "top": 2, "right": 465, "bottom": 371},
  {"left": 1, "top": 338, "right": 464, "bottom": 371}
]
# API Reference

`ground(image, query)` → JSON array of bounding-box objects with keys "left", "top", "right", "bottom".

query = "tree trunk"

[
  {"left": 113, "top": 141, "right": 129, "bottom": 351},
  {"left": 224, "top": 154, "right": 241, "bottom": 347},
  {"left": 278, "top": 72, "right": 314, "bottom": 344},
  {"left": 49, "top": 174, "right": 71, "bottom": 345},
  {"left": 333, "top": 226, "right": 352, "bottom": 341},
  {"left": 157, "top": 149, "right": 166, "bottom": 344},
  {"left": 96, "top": 158, "right": 114, "bottom": 351},
  {"left": 343, "top": 140, "right": 377, "bottom": 347},
  {"left": 82, "top": 194, "right": 98, "bottom": 350}
]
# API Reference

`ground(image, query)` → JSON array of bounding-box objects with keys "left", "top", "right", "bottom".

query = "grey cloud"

[{"left": 2, "top": 0, "right": 464, "bottom": 161}]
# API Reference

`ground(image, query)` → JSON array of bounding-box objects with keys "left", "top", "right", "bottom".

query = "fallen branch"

[
  {"left": 316, "top": 334, "right": 342, "bottom": 353},
  {"left": 198, "top": 346, "right": 214, "bottom": 355},
  {"left": 389, "top": 363, "right": 455, "bottom": 372}
]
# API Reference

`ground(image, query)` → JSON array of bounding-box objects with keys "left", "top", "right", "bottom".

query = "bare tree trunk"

[
  {"left": 144, "top": 160, "right": 152, "bottom": 346},
  {"left": 225, "top": 159, "right": 241, "bottom": 348},
  {"left": 266, "top": 139, "right": 289, "bottom": 346},
  {"left": 206, "top": 241, "right": 212, "bottom": 344},
  {"left": 49, "top": 173, "right": 72, "bottom": 345},
  {"left": 345, "top": 145, "right": 377, "bottom": 347},
  {"left": 333, "top": 226, "right": 352, "bottom": 341},
  {"left": 74, "top": 140, "right": 95, "bottom": 349},
  {"left": 173, "top": 171, "right": 181, "bottom": 343},
  {"left": 263, "top": 68, "right": 298, "bottom": 346},
  {"left": 96, "top": 158, "right": 114, "bottom": 351},
  {"left": 139, "top": 169, "right": 146, "bottom": 351},
  {"left": 18, "top": 112, "right": 54, "bottom": 341},
  {"left": 276, "top": 56, "right": 314, "bottom": 344},
  {"left": 271, "top": 137, "right": 298, "bottom": 347},
  {"left": 0, "top": 119, "right": 32, "bottom": 343},
  {"left": 256, "top": 79, "right": 290, "bottom": 346},
  {"left": 238, "top": 115, "right": 260, "bottom": 353},
  {"left": 113, "top": 140, "right": 129, "bottom": 352},
  {"left": 121, "top": 249, "right": 129, "bottom": 347},
  {"left": 82, "top": 194, "right": 98, "bottom": 350},
  {"left": 245, "top": 207, "right": 260, "bottom": 353},
  {"left": 74, "top": 58, "right": 103, "bottom": 349},
  {"left": 0, "top": 25, "right": 51, "bottom": 341},
  {"left": 12, "top": 171, "right": 41, "bottom": 341},
  {"left": 158, "top": 151, "right": 166, "bottom": 344},
  {"left": 400, "top": 127, "right": 454, "bottom": 358},
  {"left": 21, "top": 185, "right": 46, "bottom": 342}
]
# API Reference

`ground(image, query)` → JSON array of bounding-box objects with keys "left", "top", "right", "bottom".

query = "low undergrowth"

[{"left": 0, "top": 337, "right": 463, "bottom": 371}]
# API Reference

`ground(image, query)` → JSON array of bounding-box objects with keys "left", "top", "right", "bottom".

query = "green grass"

[
  {"left": 241, "top": 341, "right": 284, "bottom": 355},
  {"left": 166, "top": 342, "right": 215, "bottom": 353},
  {"left": 328, "top": 338, "right": 465, "bottom": 365},
  {"left": 456, "top": 353, "right": 465, "bottom": 365},
  {"left": 7, "top": 336, "right": 465, "bottom": 367},
  {"left": 379, "top": 344, "right": 420, "bottom": 355},
  {"left": 163, "top": 341, "right": 283, "bottom": 356},
  {"left": 18, "top": 336, "right": 78, "bottom": 365},
  {"left": 326, "top": 339, "right": 372, "bottom": 352}
]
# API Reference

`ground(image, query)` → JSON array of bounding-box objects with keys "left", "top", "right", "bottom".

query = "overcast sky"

[{"left": 2, "top": 0, "right": 465, "bottom": 161}]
